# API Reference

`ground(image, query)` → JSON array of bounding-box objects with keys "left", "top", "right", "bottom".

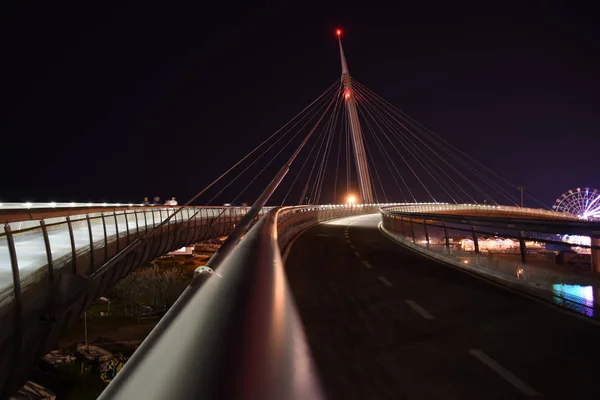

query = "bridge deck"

[{"left": 286, "top": 214, "right": 600, "bottom": 399}]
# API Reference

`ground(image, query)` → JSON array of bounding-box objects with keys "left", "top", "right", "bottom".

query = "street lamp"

[{"left": 347, "top": 195, "right": 356, "bottom": 205}]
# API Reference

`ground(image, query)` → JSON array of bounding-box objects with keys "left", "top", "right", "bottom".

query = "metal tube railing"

[
  {"left": 380, "top": 206, "right": 600, "bottom": 315},
  {"left": 99, "top": 204, "right": 382, "bottom": 400}
]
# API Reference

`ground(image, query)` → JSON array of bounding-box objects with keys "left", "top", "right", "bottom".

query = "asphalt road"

[{"left": 285, "top": 214, "right": 600, "bottom": 399}]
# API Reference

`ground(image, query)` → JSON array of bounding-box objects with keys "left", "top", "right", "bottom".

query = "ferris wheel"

[{"left": 552, "top": 187, "right": 600, "bottom": 218}]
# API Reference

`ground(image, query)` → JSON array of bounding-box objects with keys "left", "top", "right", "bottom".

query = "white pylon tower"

[{"left": 337, "top": 29, "right": 375, "bottom": 204}]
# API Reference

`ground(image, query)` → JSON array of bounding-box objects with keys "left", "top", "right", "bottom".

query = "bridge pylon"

[{"left": 337, "top": 29, "right": 375, "bottom": 204}]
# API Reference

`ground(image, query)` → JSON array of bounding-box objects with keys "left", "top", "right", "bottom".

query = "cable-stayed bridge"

[{"left": 2, "top": 32, "right": 600, "bottom": 399}]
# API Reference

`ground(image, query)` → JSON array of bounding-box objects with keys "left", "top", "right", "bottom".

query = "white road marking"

[
  {"left": 349, "top": 244, "right": 356, "bottom": 250},
  {"left": 405, "top": 300, "right": 435, "bottom": 319},
  {"left": 362, "top": 260, "right": 373, "bottom": 269},
  {"left": 353, "top": 251, "right": 361, "bottom": 258},
  {"left": 378, "top": 275, "right": 393, "bottom": 286},
  {"left": 468, "top": 349, "right": 540, "bottom": 397}
]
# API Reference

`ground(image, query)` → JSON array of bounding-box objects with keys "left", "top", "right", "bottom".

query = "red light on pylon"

[
  {"left": 336, "top": 29, "right": 342, "bottom": 37},
  {"left": 344, "top": 90, "right": 351, "bottom": 99}
]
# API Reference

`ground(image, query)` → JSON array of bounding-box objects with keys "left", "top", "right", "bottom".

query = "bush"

[{"left": 116, "top": 265, "right": 190, "bottom": 309}]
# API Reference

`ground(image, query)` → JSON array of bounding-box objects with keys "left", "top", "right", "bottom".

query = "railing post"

[
  {"left": 5, "top": 224, "right": 22, "bottom": 391},
  {"left": 471, "top": 225, "right": 480, "bottom": 264},
  {"left": 518, "top": 231, "right": 527, "bottom": 264},
  {"left": 423, "top": 219, "right": 430, "bottom": 248},
  {"left": 409, "top": 218, "right": 416, "bottom": 243},
  {"left": 40, "top": 220, "right": 54, "bottom": 285},
  {"left": 113, "top": 211, "right": 120, "bottom": 253},
  {"left": 517, "top": 230, "right": 528, "bottom": 279},
  {"left": 124, "top": 211, "right": 131, "bottom": 245},
  {"left": 134, "top": 210, "right": 140, "bottom": 239},
  {"left": 442, "top": 222, "right": 450, "bottom": 254},
  {"left": 66, "top": 216, "right": 77, "bottom": 273},
  {"left": 102, "top": 213, "right": 108, "bottom": 263},
  {"left": 400, "top": 217, "right": 406, "bottom": 237},
  {"left": 39, "top": 219, "right": 57, "bottom": 320},
  {"left": 143, "top": 210, "right": 149, "bottom": 234},
  {"left": 86, "top": 214, "right": 95, "bottom": 273},
  {"left": 151, "top": 208, "right": 156, "bottom": 228},
  {"left": 592, "top": 234, "right": 600, "bottom": 273}
]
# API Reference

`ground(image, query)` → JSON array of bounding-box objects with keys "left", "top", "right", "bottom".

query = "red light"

[
  {"left": 344, "top": 90, "right": 351, "bottom": 99},
  {"left": 336, "top": 29, "right": 342, "bottom": 37}
]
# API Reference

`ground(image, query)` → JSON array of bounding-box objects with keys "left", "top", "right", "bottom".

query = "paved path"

[
  {"left": 286, "top": 214, "right": 600, "bottom": 399},
  {"left": 0, "top": 207, "right": 245, "bottom": 294}
]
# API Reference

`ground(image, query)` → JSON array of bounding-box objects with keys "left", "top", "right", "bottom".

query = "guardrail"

[
  {"left": 100, "top": 204, "right": 381, "bottom": 400},
  {"left": 0, "top": 206, "right": 253, "bottom": 302},
  {"left": 383, "top": 203, "right": 582, "bottom": 221},
  {"left": 0, "top": 202, "right": 146, "bottom": 209},
  {"left": 380, "top": 205, "right": 600, "bottom": 317},
  {"left": 0, "top": 205, "right": 263, "bottom": 400}
]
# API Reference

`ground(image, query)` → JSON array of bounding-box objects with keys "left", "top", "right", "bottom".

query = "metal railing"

[
  {"left": 384, "top": 203, "right": 582, "bottom": 221},
  {"left": 0, "top": 205, "right": 264, "bottom": 400},
  {"left": 0, "top": 206, "right": 254, "bottom": 303},
  {"left": 380, "top": 205, "right": 600, "bottom": 317},
  {"left": 100, "top": 204, "right": 380, "bottom": 400}
]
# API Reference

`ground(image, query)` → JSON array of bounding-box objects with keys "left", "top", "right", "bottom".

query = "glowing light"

[
  {"left": 347, "top": 195, "right": 356, "bottom": 205},
  {"left": 516, "top": 268, "right": 524, "bottom": 278},
  {"left": 49, "top": 202, "right": 56, "bottom": 207},
  {"left": 463, "top": 260, "right": 469, "bottom": 264},
  {"left": 554, "top": 187, "right": 600, "bottom": 219},
  {"left": 336, "top": 29, "right": 342, "bottom": 37},
  {"left": 24, "top": 202, "right": 32, "bottom": 209},
  {"left": 552, "top": 284, "right": 594, "bottom": 316},
  {"left": 344, "top": 90, "right": 351, "bottom": 100}
]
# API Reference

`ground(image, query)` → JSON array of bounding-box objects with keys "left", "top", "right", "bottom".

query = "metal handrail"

[
  {"left": 99, "top": 204, "right": 382, "bottom": 400},
  {"left": 0, "top": 206, "right": 262, "bottom": 399},
  {"left": 381, "top": 203, "right": 582, "bottom": 221},
  {"left": 98, "top": 207, "right": 328, "bottom": 400},
  {"left": 379, "top": 207, "right": 600, "bottom": 313}
]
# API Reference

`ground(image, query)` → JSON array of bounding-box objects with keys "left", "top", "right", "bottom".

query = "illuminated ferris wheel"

[{"left": 552, "top": 188, "right": 600, "bottom": 219}]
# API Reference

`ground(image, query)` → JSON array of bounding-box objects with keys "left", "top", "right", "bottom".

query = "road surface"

[{"left": 286, "top": 214, "right": 600, "bottom": 399}]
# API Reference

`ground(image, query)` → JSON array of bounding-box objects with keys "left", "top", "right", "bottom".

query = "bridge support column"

[
  {"left": 423, "top": 220, "right": 430, "bottom": 249},
  {"left": 409, "top": 218, "right": 416, "bottom": 243},
  {"left": 592, "top": 235, "right": 600, "bottom": 273}
]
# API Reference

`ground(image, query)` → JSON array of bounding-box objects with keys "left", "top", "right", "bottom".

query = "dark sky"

[{"left": 1, "top": 1, "right": 599, "bottom": 206}]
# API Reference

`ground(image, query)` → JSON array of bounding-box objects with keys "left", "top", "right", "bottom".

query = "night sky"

[{"left": 1, "top": 1, "right": 599, "bottom": 206}]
